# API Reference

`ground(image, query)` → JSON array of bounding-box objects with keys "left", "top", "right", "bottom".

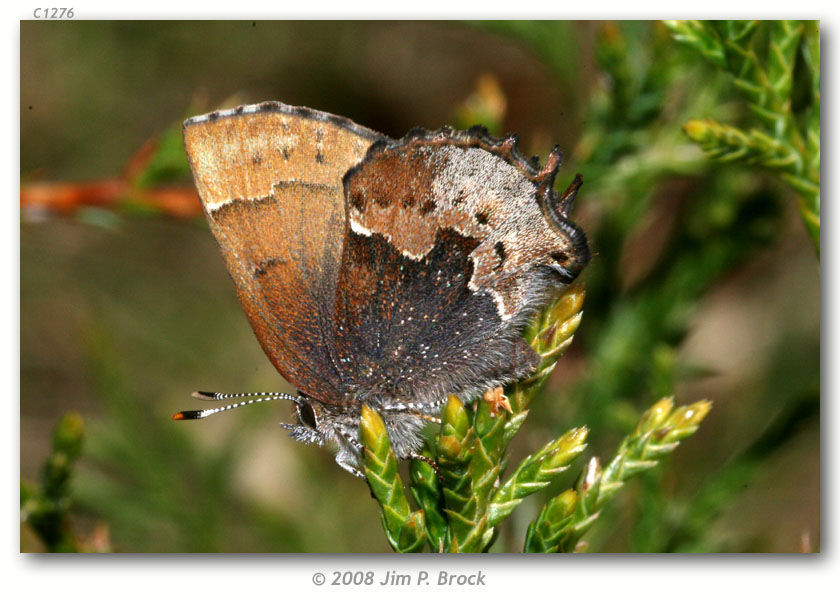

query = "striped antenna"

[{"left": 173, "top": 391, "right": 299, "bottom": 420}]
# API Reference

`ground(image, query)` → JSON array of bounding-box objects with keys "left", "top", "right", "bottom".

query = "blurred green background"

[{"left": 20, "top": 21, "right": 819, "bottom": 552}]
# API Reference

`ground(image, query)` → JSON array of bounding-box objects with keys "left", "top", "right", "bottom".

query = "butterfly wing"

[
  {"left": 183, "top": 102, "right": 385, "bottom": 401},
  {"left": 332, "top": 128, "right": 589, "bottom": 407}
]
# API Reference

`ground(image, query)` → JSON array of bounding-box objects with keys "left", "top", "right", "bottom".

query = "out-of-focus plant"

[
  {"left": 21, "top": 116, "right": 200, "bottom": 221},
  {"left": 454, "top": 73, "right": 508, "bottom": 136},
  {"left": 69, "top": 324, "right": 313, "bottom": 552},
  {"left": 361, "top": 286, "right": 711, "bottom": 552},
  {"left": 20, "top": 412, "right": 110, "bottom": 552},
  {"left": 665, "top": 20, "right": 820, "bottom": 254}
]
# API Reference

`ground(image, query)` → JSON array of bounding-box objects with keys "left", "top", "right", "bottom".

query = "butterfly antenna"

[
  {"left": 173, "top": 392, "right": 299, "bottom": 420},
  {"left": 191, "top": 390, "right": 295, "bottom": 401}
]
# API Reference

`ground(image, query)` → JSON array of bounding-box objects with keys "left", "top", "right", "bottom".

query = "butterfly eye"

[{"left": 297, "top": 401, "right": 318, "bottom": 429}]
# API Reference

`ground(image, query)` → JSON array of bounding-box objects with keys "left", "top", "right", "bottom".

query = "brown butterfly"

[{"left": 175, "top": 102, "right": 589, "bottom": 477}]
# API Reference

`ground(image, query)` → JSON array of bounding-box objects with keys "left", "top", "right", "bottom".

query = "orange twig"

[{"left": 20, "top": 179, "right": 202, "bottom": 219}]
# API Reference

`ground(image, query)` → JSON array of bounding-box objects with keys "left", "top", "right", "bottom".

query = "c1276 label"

[{"left": 33, "top": 8, "right": 75, "bottom": 18}]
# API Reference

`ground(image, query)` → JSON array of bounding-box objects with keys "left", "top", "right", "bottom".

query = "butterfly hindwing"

[{"left": 331, "top": 128, "right": 588, "bottom": 408}]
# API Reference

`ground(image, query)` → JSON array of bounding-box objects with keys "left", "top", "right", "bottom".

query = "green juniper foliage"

[
  {"left": 664, "top": 20, "right": 820, "bottom": 254},
  {"left": 20, "top": 413, "right": 88, "bottom": 552},
  {"left": 525, "top": 397, "right": 711, "bottom": 553},
  {"left": 360, "top": 286, "right": 712, "bottom": 552}
]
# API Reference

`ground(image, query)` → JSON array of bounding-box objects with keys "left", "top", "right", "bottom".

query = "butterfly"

[{"left": 175, "top": 102, "right": 589, "bottom": 477}]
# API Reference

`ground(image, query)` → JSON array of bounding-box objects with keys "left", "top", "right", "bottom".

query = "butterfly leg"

[
  {"left": 334, "top": 434, "right": 366, "bottom": 479},
  {"left": 335, "top": 452, "right": 366, "bottom": 479},
  {"left": 407, "top": 452, "right": 440, "bottom": 476}
]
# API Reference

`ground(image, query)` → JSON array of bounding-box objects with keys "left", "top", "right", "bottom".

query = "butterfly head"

[{"left": 281, "top": 394, "right": 330, "bottom": 446}]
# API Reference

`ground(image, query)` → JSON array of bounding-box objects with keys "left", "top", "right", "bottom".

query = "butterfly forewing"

[{"left": 183, "top": 103, "right": 385, "bottom": 402}]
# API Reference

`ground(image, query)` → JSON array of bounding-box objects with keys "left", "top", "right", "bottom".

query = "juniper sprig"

[
  {"left": 360, "top": 285, "right": 711, "bottom": 552},
  {"left": 665, "top": 20, "right": 820, "bottom": 254}
]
